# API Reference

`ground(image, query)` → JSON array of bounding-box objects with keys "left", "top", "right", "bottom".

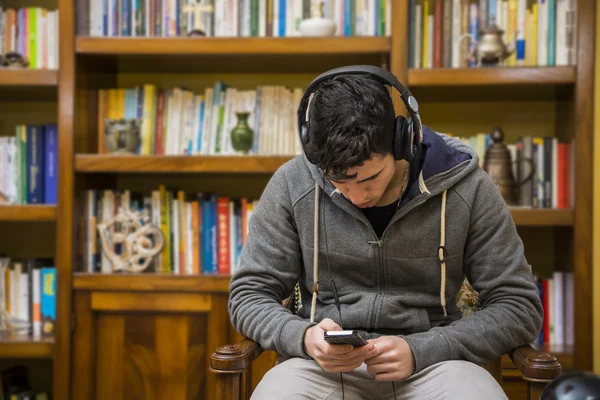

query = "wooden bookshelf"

[
  {"left": 0, "top": 69, "right": 58, "bottom": 86},
  {"left": 0, "top": 205, "right": 57, "bottom": 221},
  {"left": 75, "top": 154, "right": 294, "bottom": 174},
  {"left": 48, "top": 0, "right": 595, "bottom": 397},
  {"left": 75, "top": 36, "right": 391, "bottom": 55},
  {"left": 0, "top": 334, "right": 54, "bottom": 359},
  {"left": 73, "top": 273, "right": 231, "bottom": 293},
  {"left": 408, "top": 66, "right": 576, "bottom": 86}
]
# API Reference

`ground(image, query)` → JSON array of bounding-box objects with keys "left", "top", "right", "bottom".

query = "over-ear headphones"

[{"left": 297, "top": 65, "right": 423, "bottom": 165}]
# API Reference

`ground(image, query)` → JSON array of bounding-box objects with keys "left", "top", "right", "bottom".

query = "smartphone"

[{"left": 323, "top": 330, "right": 368, "bottom": 346}]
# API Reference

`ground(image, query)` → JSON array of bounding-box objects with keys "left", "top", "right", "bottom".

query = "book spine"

[
  {"left": 26, "top": 125, "right": 44, "bottom": 204},
  {"left": 41, "top": 267, "right": 56, "bottom": 337},
  {"left": 217, "top": 197, "right": 230, "bottom": 274},
  {"left": 44, "top": 124, "right": 57, "bottom": 204}
]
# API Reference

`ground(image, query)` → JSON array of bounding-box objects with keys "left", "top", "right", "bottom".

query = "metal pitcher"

[{"left": 483, "top": 127, "right": 535, "bottom": 206}]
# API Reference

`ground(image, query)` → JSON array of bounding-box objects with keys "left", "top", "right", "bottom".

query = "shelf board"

[
  {"left": 73, "top": 273, "right": 231, "bottom": 293},
  {"left": 0, "top": 69, "right": 58, "bottom": 86},
  {"left": 0, "top": 69, "right": 58, "bottom": 101},
  {"left": 407, "top": 67, "right": 575, "bottom": 101},
  {"left": 75, "top": 154, "right": 294, "bottom": 173},
  {"left": 510, "top": 208, "right": 573, "bottom": 226},
  {"left": 74, "top": 36, "right": 391, "bottom": 73},
  {"left": 408, "top": 67, "right": 576, "bottom": 86},
  {"left": 76, "top": 36, "right": 390, "bottom": 55},
  {"left": 0, "top": 334, "right": 54, "bottom": 358},
  {"left": 0, "top": 205, "right": 57, "bottom": 221}
]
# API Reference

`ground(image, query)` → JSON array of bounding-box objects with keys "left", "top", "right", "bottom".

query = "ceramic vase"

[{"left": 230, "top": 112, "right": 254, "bottom": 154}]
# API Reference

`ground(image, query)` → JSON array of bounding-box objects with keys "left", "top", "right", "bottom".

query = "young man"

[{"left": 228, "top": 66, "right": 543, "bottom": 399}]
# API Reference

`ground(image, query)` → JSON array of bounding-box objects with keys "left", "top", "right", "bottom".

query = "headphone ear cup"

[
  {"left": 393, "top": 115, "right": 409, "bottom": 161},
  {"left": 301, "top": 124, "right": 309, "bottom": 145},
  {"left": 300, "top": 124, "right": 320, "bottom": 165}
]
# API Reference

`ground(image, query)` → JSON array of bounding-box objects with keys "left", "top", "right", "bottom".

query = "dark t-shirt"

[{"left": 362, "top": 199, "right": 399, "bottom": 238}]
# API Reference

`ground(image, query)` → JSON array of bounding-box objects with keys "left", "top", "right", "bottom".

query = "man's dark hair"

[{"left": 303, "top": 74, "right": 396, "bottom": 180}]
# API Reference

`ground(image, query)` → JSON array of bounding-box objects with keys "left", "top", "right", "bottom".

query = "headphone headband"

[{"left": 298, "top": 65, "right": 423, "bottom": 163}]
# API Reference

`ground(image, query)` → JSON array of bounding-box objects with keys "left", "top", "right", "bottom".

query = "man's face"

[{"left": 327, "top": 153, "right": 397, "bottom": 208}]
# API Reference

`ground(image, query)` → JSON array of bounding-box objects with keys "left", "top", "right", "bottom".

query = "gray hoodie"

[{"left": 228, "top": 127, "right": 544, "bottom": 374}]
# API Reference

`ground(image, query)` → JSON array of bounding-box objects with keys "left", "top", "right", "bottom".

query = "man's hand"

[
  {"left": 364, "top": 336, "right": 415, "bottom": 381},
  {"left": 304, "top": 318, "right": 376, "bottom": 373}
]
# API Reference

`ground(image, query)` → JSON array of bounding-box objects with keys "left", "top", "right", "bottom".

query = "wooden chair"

[{"left": 210, "top": 281, "right": 562, "bottom": 400}]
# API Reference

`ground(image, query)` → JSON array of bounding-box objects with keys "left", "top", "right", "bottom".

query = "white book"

[
  {"left": 565, "top": 0, "right": 576, "bottom": 65},
  {"left": 414, "top": 3, "right": 422, "bottom": 68},
  {"left": 273, "top": 0, "right": 279, "bottom": 36},
  {"left": 259, "top": 0, "right": 267, "bottom": 36},
  {"left": 286, "top": 0, "right": 294, "bottom": 37},
  {"left": 555, "top": 0, "right": 567, "bottom": 65},
  {"left": 451, "top": 0, "right": 461, "bottom": 68},
  {"left": 0, "top": 138, "right": 6, "bottom": 199},
  {"left": 32, "top": 268, "right": 41, "bottom": 337},
  {"left": 552, "top": 271, "right": 564, "bottom": 345},
  {"left": 537, "top": 0, "right": 548, "bottom": 66},
  {"left": 385, "top": 0, "right": 392, "bottom": 36},
  {"left": 565, "top": 272, "right": 574, "bottom": 345}
]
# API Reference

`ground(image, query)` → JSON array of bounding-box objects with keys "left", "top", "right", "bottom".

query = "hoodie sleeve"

[
  {"left": 228, "top": 167, "right": 316, "bottom": 359},
  {"left": 402, "top": 170, "right": 544, "bottom": 374}
]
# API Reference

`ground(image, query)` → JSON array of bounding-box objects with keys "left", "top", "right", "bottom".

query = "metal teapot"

[
  {"left": 483, "top": 127, "right": 535, "bottom": 206},
  {"left": 458, "top": 23, "right": 516, "bottom": 67}
]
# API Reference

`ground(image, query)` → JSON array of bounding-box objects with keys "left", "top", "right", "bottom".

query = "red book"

[
  {"left": 542, "top": 279, "right": 551, "bottom": 343},
  {"left": 217, "top": 197, "right": 230, "bottom": 274}
]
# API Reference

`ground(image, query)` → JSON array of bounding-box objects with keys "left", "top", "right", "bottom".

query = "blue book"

[
  {"left": 210, "top": 196, "right": 218, "bottom": 273},
  {"left": 26, "top": 125, "right": 45, "bottom": 204},
  {"left": 41, "top": 267, "right": 56, "bottom": 337},
  {"left": 44, "top": 124, "right": 57, "bottom": 204},
  {"left": 202, "top": 196, "right": 213, "bottom": 273}
]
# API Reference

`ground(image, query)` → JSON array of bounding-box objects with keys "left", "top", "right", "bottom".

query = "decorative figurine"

[
  {"left": 230, "top": 112, "right": 254, "bottom": 154},
  {"left": 97, "top": 207, "right": 164, "bottom": 273},
  {"left": 457, "top": 23, "right": 517, "bottom": 67},
  {"left": 104, "top": 118, "right": 142, "bottom": 154},
  {"left": 483, "top": 127, "right": 535, "bottom": 205},
  {"left": 299, "top": 1, "right": 337, "bottom": 37},
  {"left": 183, "top": 0, "right": 214, "bottom": 37},
  {"left": 1, "top": 52, "right": 29, "bottom": 68}
]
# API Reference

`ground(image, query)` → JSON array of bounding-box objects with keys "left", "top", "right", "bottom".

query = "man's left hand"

[{"left": 364, "top": 336, "right": 415, "bottom": 381}]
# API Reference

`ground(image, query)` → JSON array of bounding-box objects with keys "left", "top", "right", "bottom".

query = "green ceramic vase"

[{"left": 230, "top": 112, "right": 254, "bottom": 154}]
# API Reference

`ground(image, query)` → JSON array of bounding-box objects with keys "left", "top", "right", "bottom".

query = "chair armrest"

[
  {"left": 508, "top": 344, "right": 562, "bottom": 382},
  {"left": 211, "top": 338, "right": 266, "bottom": 374}
]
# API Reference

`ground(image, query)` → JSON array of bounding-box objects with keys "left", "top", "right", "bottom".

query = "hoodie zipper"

[{"left": 329, "top": 190, "right": 435, "bottom": 330}]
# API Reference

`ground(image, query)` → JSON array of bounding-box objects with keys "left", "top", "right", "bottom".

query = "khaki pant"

[{"left": 250, "top": 356, "right": 508, "bottom": 400}]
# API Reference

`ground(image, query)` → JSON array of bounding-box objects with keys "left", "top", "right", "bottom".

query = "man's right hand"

[{"left": 303, "top": 318, "right": 376, "bottom": 373}]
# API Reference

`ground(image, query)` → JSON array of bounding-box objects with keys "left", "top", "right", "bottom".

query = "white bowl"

[{"left": 299, "top": 18, "right": 337, "bottom": 37}]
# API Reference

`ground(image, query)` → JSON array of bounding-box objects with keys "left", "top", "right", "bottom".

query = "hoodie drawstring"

[
  {"left": 310, "top": 182, "right": 320, "bottom": 323},
  {"left": 438, "top": 190, "right": 448, "bottom": 318}
]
